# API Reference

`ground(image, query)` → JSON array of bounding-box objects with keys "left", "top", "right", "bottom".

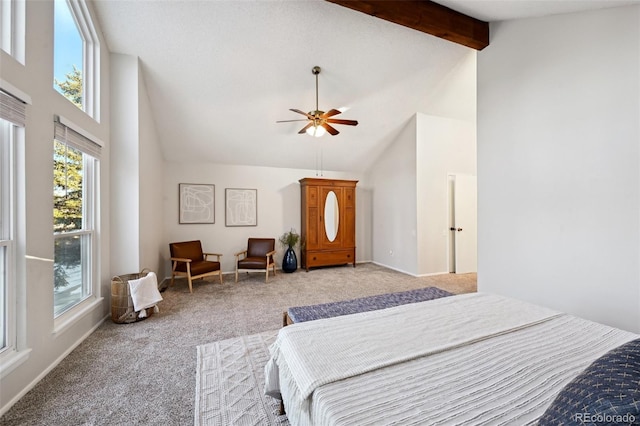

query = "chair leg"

[
  {"left": 267, "top": 262, "right": 275, "bottom": 282},
  {"left": 170, "top": 273, "right": 175, "bottom": 287},
  {"left": 187, "top": 274, "right": 193, "bottom": 293},
  {"left": 265, "top": 268, "right": 269, "bottom": 283},
  {"left": 219, "top": 270, "right": 223, "bottom": 284},
  {"left": 235, "top": 265, "right": 239, "bottom": 283}
]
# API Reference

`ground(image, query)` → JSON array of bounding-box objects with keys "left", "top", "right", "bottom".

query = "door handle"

[{"left": 450, "top": 227, "right": 463, "bottom": 232}]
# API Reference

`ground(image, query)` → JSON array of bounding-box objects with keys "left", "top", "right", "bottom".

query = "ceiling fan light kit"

[
  {"left": 277, "top": 66, "right": 358, "bottom": 137},
  {"left": 306, "top": 124, "right": 326, "bottom": 137}
]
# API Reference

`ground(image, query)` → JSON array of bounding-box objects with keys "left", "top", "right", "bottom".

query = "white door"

[{"left": 453, "top": 175, "right": 477, "bottom": 273}]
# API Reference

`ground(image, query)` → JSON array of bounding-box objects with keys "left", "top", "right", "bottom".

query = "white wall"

[
  {"left": 110, "top": 54, "right": 140, "bottom": 274},
  {"left": 368, "top": 117, "right": 419, "bottom": 275},
  {"left": 163, "top": 163, "right": 370, "bottom": 277},
  {"left": 110, "top": 55, "right": 166, "bottom": 277},
  {"left": 0, "top": 1, "right": 112, "bottom": 414},
  {"left": 137, "top": 65, "right": 166, "bottom": 276},
  {"left": 368, "top": 51, "right": 477, "bottom": 276},
  {"left": 477, "top": 5, "right": 640, "bottom": 332},
  {"left": 424, "top": 50, "right": 477, "bottom": 124},
  {"left": 416, "top": 114, "right": 476, "bottom": 275}
]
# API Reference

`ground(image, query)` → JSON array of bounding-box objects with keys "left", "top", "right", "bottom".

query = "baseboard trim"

[
  {"left": 370, "top": 261, "right": 417, "bottom": 277},
  {"left": 369, "top": 262, "right": 452, "bottom": 278},
  {"left": 416, "top": 271, "right": 451, "bottom": 277},
  {"left": 0, "top": 315, "right": 107, "bottom": 417},
  {"left": 160, "top": 262, "right": 375, "bottom": 285}
]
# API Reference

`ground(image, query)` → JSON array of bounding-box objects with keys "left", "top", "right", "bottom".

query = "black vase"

[{"left": 282, "top": 247, "right": 297, "bottom": 273}]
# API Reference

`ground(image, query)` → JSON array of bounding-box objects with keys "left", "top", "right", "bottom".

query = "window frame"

[
  {"left": 0, "top": 0, "right": 26, "bottom": 64},
  {"left": 52, "top": 117, "right": 101, "bottom": 329},
  {"left": 0, "top": 120, "right": 16, "bottom": 354},
  {"left": 54, "top": 0, "right": 100, "bottom": 120},
  {"left": 0, "top": 88, "right": 29, "bottom": 377}
]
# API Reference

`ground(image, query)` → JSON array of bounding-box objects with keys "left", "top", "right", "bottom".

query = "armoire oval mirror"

[{"left": 324, "top": 191, "right": 339, "bottom": 242}]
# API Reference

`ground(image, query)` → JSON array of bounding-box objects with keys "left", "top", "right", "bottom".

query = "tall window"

[
  {"left": 0, "top": 89, "right": 25, "bottom": 359},
  {"left": 53, "top": 0, "right": 100, "bottom": 119},
  {"left": 0, "top": 0, "right": 26, "bottom": 64},
  {"left": 0, "top": 120, "right": 15, "bottom": 352},
  {"left": 53, "top": 120, "right": 99, "bottom": 317}
]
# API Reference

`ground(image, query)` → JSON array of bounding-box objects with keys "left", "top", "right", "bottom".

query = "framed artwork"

[
  {"left": 225, "top": 188, "right": 257, "bottom": 227},
  {"left": 179, "top": 183, "right": 215, "bottom": 224}
]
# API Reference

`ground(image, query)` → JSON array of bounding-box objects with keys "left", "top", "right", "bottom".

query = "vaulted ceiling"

[{"left": 92, "top": 0, "right": 638, "bottom": 172}]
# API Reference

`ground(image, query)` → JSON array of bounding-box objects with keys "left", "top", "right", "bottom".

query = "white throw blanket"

[
  {"left": 128, "top": 271, "right": 163, "bottom": 317},
  {"left": 265, "top": 293, "right": 561, "bottom": 425}
]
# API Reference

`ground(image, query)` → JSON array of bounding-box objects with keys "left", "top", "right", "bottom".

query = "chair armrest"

[
  {"left": 203, "top": 252, "right": 222, "bottom": 261},
  {"left": 234, "top": 250, "right": 247, "bottom": 258},
  {"left": 266, "top": 250, "right": 276, "bottom": 259},
  {"left": 171, "top": 257, "right": 192, "bottom": 273}
]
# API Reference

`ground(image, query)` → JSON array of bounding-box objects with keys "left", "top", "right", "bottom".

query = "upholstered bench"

[{"left": 283, "top": 286, "right": 454, "bottom": 326}]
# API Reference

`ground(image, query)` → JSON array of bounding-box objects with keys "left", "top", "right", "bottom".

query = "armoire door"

[
  {"left": 304, "top": 185, "right": 320, "bottom": 250},
  {"left": 343, "top": 186, "right": 355, "bottom": 248}
]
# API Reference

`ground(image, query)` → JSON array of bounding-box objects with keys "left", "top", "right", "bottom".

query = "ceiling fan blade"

[
  {"left": 290, "top": 108, "right": 314, "bottom": 119},
  {"left": 298, "top": 122, "right": 314, "bottom": 134},
  {"left": 321, "top": 109, "right": 342, "bottom": 118},
  {"left": 321, "top": 123, "right": 339, "bottom": 136},
  {"left": 276, "top": 119, "right": 311, "bottom": 123},
  {"left": 325, "top": 118, "right": 359, "bottom": 126}
]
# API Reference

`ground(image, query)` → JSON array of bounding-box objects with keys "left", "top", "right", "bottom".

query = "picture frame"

[
  {"left": 225, "top": 188, "right": 257, "bottom": 227},
  {"left": 179, "top": 183, "right": 215, "bottom": 224}
]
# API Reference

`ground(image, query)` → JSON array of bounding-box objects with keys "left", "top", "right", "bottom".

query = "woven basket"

[{"left": 111, "top": 269, "right": 155, "bottom": 324}]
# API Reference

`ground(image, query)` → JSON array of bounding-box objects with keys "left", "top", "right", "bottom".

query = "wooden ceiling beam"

[{"left": 325, "top": 0, "right": 489, "bottom": 50}]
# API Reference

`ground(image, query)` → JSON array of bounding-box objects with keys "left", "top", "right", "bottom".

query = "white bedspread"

[
  {"left": 265, "top": 293, "right": 566, "bottom": 425},
  {"left": 308, "top": 314, "right": 636, "bottom": 425}
]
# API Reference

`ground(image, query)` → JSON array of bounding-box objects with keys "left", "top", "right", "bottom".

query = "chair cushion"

[
  {"left": 247, "top": 238, "right": 275, "bottom": 258},
  {"left": 170, "top": 240, "right": 204, "bottom": 262},
  {"left": 175, "top": 260, "right": 220, "bottom": 276},
  {"left": 238, "top": 257, "right": 268, "bottom": 269}
]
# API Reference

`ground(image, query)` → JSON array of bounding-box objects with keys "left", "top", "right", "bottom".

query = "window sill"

[
  {"left": 53, "top": 296, "right": 104, "bottom": 337},
  {"left": 0, "top": 347, "right": 32, "bottom": 379}
]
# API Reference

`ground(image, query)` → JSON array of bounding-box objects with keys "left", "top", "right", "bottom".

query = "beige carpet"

[{"left": 1, "top": 263, "right": 475, "bottom": 426}]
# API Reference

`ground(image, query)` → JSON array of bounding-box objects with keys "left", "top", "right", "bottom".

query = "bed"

[{"left": 264, "top": 292, "right": 639, "bottom": 426}]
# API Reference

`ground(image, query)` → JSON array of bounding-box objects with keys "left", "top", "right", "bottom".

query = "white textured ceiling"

[
  {"left": 436, "top": 0, "right": 638, "bottom": 22},
  {"left": 91, "top": 0, "right": 638, "bottom": 172}
]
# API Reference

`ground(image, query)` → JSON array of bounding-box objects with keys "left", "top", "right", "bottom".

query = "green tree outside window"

[{"left": 53, "top": 69, "right": 84, "bottom": 288}]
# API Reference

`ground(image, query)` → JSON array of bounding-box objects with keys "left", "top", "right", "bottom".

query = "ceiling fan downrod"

[{"left": 312, "top": 66, "right": 322, "bottom": 118}]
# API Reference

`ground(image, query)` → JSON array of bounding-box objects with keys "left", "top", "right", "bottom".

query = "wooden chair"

[
  {"left": 234, "top": 238, "right": 276, "bottom": 283},
  {"left": 169, "top": 240, "right": 223, "bottom": 293}
]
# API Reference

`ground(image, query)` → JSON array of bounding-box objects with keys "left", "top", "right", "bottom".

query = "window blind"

[
  {"left": 0, "top": 90, "right": 26, "bottom": 127},
  {"left": 54, "top": 121, "right": 101, "bottom": 159}
]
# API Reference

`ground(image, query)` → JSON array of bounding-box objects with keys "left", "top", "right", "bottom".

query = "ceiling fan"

[{"left": 277, "top": 66, "right": 358, "bottom": 137}]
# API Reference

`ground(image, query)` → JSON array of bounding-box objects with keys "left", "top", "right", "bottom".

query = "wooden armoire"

[{"left": 299, "top": 178, "right": 357, "bottom": 271}]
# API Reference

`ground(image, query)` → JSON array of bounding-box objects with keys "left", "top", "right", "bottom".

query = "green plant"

[{"left": 279, "top": 229, "right": 301, "bottom": 248}]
